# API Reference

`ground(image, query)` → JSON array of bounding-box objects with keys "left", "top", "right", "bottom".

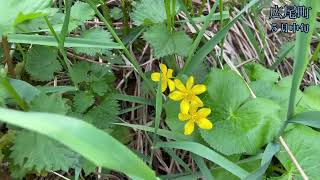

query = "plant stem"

[
  {"left": 120, "top": 0, "right": 130, "bottom": 35},
  {"left": 1, "top": 36, "right": 15, "bottom": 77},
  {"left": 165, "top": 0, "right": 172, "bottom": 32},
  {"left": 99, "top": 0, "right": 112, "bottom": 25},
  {"left": 44, "top": 3, "right": 77, "bottom": 88},
  {"left": 85, "top": 0, "right": 156, "bottom": 95}
]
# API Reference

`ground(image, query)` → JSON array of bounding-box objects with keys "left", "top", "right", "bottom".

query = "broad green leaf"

[
  {"left": 296, "top": 86, "right": 320, "bottom": 113},
  {"left": 132, "top": 0, "right": 180, "bottom": 26},
  {"left": 244, "top": 63, "right": 279, "bottom": 82},
  {"left": 11, "top": 130, "right": 80, "bottom": 173},
  {"left": 0, "top": 108, "right": 156, "bottom": 179},
  {"left": 143, "top": 24, "right": 192, "bottom": 58},
  {"left": 73, "top": 92, "right": 95, "bottom": 113},
  {"left": 201, "top": 69, "right": 282, "bottom": 155},
  {"left": 30, "top": 93, "right": 70, "bottom": 114},
  {"left": 9, "top": 79, "right": 40, "bottom": 103},
  {"left": 276, "top": 126, "right": 320, "bottom": 180},
  {"left": 70, "top": 2, "right": 95, "bottom": 24},
  {"left": 156, "top": 141, "right": 250, "bottom": 179},
  {"left": 8, "top": 34, "right": 122, "bottom": 49},
  {"left": 0, "top": 0, "right": 51, "bottom": 36},
  {"left": 25, "top": 45, "right": 62, "bottom": 81},
  {"left": 251, "top": 79, "right": 320, "bottom": 116},
  {"left": 110, "top": 7, "right": 123, "bottom": 20},
  {"left": 84, "top": 96, "right": 119, "bottom": 129},
  {"left": 289, "top": 111, "right": 320, "bottom": 128},
  {"left": 74, "top": 28, "right": 111, "bottom": 56},
  {"left": 204, "top": 69, "right": 250, "bottom": 120}
]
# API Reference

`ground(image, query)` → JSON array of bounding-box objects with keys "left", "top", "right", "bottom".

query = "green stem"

[
  {"left": 0, "top": 77, "right": 28, "bottom": 111},
  {"left": 171, "top": 0, "right": 176, "bottom": 28},
  {"left": 121, "top": 0, "right": 130, "bottom": 35},
  {"left": 1, "top": 36, "right": 15, "bottom": 77},
  {"left": 165, "top": 0, "right": 172, "bottom": 31},
  {"left": 85, "top": 0, "right": 155, "bottom": 95},
  {"left": 59, "top": 0, "right": 73, "bottom": 78},
  {"left": 99, "top": 0, "right": 112, "bottom": 25},
  {"left": 44, "top": 12, "right": 78, "bottom": 89}
]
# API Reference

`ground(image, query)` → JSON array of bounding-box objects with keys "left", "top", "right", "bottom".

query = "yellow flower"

[
  {"left": 178, "top": 105, "right": 213, "bottom": 135},
  {"left": 151, "top": 63, "right": 175, "bottom": 92},
  {"left": 169, "top": 76, "right": 206, "bottom": 114}
]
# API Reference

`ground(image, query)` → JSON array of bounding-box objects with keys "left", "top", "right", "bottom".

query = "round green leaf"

[{"left": 201, "top": 69, "right": 283, "bottom": 155}]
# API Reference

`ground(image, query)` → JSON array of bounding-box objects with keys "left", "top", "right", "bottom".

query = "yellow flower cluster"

[{"left": 151, "top": 64, "right": 213, "bottom": 135}]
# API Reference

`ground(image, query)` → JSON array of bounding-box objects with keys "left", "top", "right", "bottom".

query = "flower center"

[{"left": 184, "top": 92, "right": 194, "bottom": 100}]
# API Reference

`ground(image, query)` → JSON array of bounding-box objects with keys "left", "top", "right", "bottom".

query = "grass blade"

[
  {"left": 244, "top": 142, "right": 279, "bottom": 180},
  {"left": 156, "top": 141, "right": 250, "bottom": 178},
  {"left": 0, "top": 108, "right": 156, "bottom": 179},
  {"left": 270, "top": 42, "right": 294, "bottom": 70},
  {"left": 150, "top": 77, "right": 163, "bottom": 165},
  {"left": 113, "top": 94, "right": 155, "bottom": 106},
  {"left": 8, "top": 34, "right": 122, "bottom": 49},
  {"left": 183, "top": 0, "right": 259, "bottom": 74},
  {"left": 280, "top": 0, "right": 319, "bottom": 134},
  {"left": 193, "top": 154, "right": 214, "bottom": 180},
  {"left": 114, "top": 123, "right": 192, "bottom": 141},
  {"left": 289, "top": 111, "right": 320, "bottom": 128}
]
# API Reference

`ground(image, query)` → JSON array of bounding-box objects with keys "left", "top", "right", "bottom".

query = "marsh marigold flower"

[
  {"left": 169, "top": 76, "right": 206, "bottom": 114},
  {"left": 151, "top": 63, "right": 175, "bottom": 92},
  {"left": 178, "top": 105, "right": 213, "bottom": 135}
]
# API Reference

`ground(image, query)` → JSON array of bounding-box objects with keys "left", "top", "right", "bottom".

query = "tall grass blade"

[
  {"left": 8, "top": 34, "right": 122, "bottom": 49},
  {"left": 283, "top": 0, "right": 318, "bottom": 131}
]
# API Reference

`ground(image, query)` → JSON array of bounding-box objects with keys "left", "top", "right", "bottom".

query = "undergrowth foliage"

[{"left": 0, "top": 0, "right": 319, "bottom": 179}]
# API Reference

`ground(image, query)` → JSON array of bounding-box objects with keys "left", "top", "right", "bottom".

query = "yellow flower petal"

[
  {"left": 191, "top": 85, "right": 206, "bottom": 95},
  {"left": 180, "top": 99, "right": 190, "bottom": 114},
  {"left": 159, "top": 63, "right": 167, "bottom": 75},
  {"left": 178, "top": 113, "right": 189, "bottom": 121},
  {"left": 197, "top": 108, "right": 211, "bottom": 118},
  {"left": 151, "top": 72, "right": 160, "bottom": 81},
  {"left": 189, "top": 103, "right": 199, "bottom": 114},
  {"left": 167, "top": 69, "right": 174, "bottom": 78},
  {"left": 184, "top": 121, "right": 195, "bottom": 135},
  {"left": 161, "top": 79, "right": 168, "bottom": 92},
  {"left": 167, "top": 79, "right": 175, "bottom": 92},
  {"left": 191, "top": 96, "right": 203, "bottom": 107},
  {"left": 169, "top": 91, "right": 184, "bottom": 101},
  {"left": 186, "top": 76, "right": 194, "bottom": 90},
  {"left": 197, "top": 118, "right": 213, "bottom": 130},
  {"left": 174, "top": 79, "right": 186, "bottom": 91}
]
